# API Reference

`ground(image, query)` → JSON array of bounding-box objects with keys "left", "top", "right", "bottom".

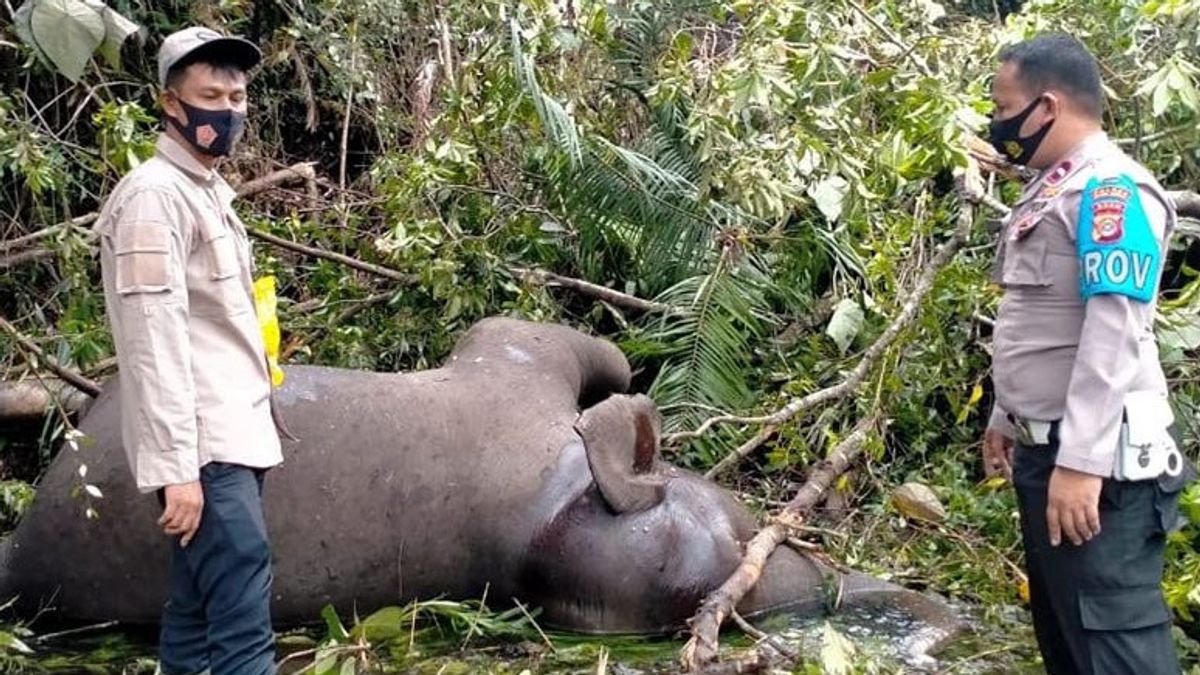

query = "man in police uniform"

[
  {"left": 95, "top": 28, "right": 281, "bottom": 675},
  {"left": 983, "top": 33, "right": 1188, "bottom": 674}
]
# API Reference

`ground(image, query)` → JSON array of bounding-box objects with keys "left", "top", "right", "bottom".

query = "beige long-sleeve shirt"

[
  {"left": 96, "top": 134, "right": 282, "bottom": 493},
  {"left": 989, "top": 132, "right": 1173, "bottom": 476}
]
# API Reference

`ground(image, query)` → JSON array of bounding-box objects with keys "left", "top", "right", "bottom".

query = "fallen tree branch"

[
  {"left": 513, "top": 267, "right": 672, "bottom": 314},
  {"left": 1169, "top": 191, "right": 1200, "bottom": 221},
  {"left": 681, "top": 415, "right": 879, "bottom": 671},
  {"left": 680, "top": 195, "right": 975, "bottom": 476},
  {"left": 234, "top": 162, "right": 317, "bottom": 199},
  {"left": 247, "top": 228, "right": 419, "bottom": 284},
  {"left": 0, "top": 316, "right": 102, "bottom": 397},
  {"left": 0, "top": 380, "right": 90, "bottom": 421},
  {"left": 1114, "top": 122, "right": 1199, "bottom": 147},
  {"left": 1, "top": 163, "right": 317, "bottom": 270},
  {"left": 0, "top": 213, "right": 99, "bottom": 253},
  {"left": 0, "top": 247, "right": 55, "bottom": 270}
]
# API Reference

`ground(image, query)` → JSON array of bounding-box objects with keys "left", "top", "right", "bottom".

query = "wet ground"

[{"left": 8, "top": 596, "right": 1044, "bottom": 674}]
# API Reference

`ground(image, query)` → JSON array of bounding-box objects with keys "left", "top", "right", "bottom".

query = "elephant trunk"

[{"left": 736, "top": 545, "right": 964, "bottom": 658}]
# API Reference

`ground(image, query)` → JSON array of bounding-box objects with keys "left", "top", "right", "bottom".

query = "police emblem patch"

[
  {"left": 1089, "top": 178, "right": 1131, "bottom": 244},
  {"left": 1046, "top": 160, "right": 1073, "bottom": 185}
]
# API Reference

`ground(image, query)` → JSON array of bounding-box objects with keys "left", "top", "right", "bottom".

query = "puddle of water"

[
  {"left": 755, "top": 598, "right": 1042, "bottom": 674},
  {"left": 11, "top": 600, "right": 1044, "bottom": 674}
]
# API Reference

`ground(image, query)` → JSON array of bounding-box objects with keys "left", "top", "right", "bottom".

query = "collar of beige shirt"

[{"left": 156, "top": 133, "right": 218, "bottom": 184}]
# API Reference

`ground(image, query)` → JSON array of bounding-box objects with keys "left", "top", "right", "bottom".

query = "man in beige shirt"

[{"left": 96, "top": 27, "right": 281, "bottom": 675}]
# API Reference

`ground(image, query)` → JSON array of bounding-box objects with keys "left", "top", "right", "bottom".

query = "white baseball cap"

[{"left": 157, "top": 26, "right": 261, "bottom": 87}]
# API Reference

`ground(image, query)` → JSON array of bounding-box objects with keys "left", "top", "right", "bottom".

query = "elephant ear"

[{"left": 574, "top": 394, "right": 666, "bottom": 514}]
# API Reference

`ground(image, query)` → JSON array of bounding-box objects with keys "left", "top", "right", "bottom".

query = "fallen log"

[{"left": 0, "top": 380, "right": 89, "bottom": 421}]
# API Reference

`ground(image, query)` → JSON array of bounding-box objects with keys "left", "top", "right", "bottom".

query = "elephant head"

[{"left": 516, "top": 394, "right": 830, "bottom": 634}]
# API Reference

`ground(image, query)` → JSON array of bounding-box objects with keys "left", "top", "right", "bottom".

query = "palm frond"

[{"left": 646, "top": 254, "right": 773, "bottom": 433}]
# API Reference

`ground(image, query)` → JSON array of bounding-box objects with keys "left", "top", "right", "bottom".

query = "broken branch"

[
  {"left": 680, "top": 197, "right": 974, "bottom": 477},
  {"left": 514, "top": 267, "right": 672, "bottom": 314},
  {"left": 681, "top": 415, "right": 878, "bottom": 671},
  {"left": 234, "top": 162, "right": 318, "bottom": 199},
  {"left": 1, "top": 163, "right": 317, "bottom": 270},
  {"left": 247, "top": 228, "right": 419, "bottom": 284},
  {"left": 0, "top": 380, "right": 89, "bottom": 421},
  {"left": 0, "top": 316, "right": 102, "bottom": 397},
  {"left": 0, "top": 213, "right": 99, "bottom": 253},
  {"left": 0, "top": 247, "right": 56, "bottom": 270}
]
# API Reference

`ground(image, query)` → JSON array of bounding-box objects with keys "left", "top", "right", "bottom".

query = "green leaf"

[
  {"left": 820, "top": 621, "right": 856, "bottom": 675},
  {"left": 808, "top": 175, "right": 849, "bottom": 223},
  {"left": 825, "top": 298, "right": 864, "bottom": 354},
  {"left": 13, "top": 1, "right": 52, "bottom": 66},
  {"left": 30, "top": 0, "right": 105, "bottom": 82},
  {"left": 351, "top": 605, "right": 405, "bottom": 643},
  {"left": 83, "top": 0, "right": 141, "bottom": 69},
  {"left": 0, "top": 630, "right": 34, "bottom": 654},
  {"left": 339, "top": 658, "right": 357, "bottom": 675},
  {"left": 321, "top": 604, "right": 350, "bottom": 642},
  {"left": 313, "top": 654, "right": 341, "bottom": 675}
]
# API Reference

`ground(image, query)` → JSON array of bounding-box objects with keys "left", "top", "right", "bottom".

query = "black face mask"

[
  {"left": 166, "top": 94, "right": 246, "bottom": 158},
  {"left": 988, "top": 96, "right": 1053, "bottom": 165}
]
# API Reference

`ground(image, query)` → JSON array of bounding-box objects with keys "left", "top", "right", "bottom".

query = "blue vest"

[{"left": 1077, "top": 174, "right": 1161, "bottom": 303}]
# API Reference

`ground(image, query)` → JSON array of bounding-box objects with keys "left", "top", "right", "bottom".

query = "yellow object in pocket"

[{"left": 253, "top": 275, "right": 285, "bottom": 387}]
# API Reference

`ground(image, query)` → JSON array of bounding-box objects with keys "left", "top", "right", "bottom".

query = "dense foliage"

[{"left": 5, "top": 0, "right": 1200, "bottom": 671}]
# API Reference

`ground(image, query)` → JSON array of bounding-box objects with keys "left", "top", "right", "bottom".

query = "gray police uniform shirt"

[{"left": 988, "top": 131, "right": 1174, "bottom": 476}]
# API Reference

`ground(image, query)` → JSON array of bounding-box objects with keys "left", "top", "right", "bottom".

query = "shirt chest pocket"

[
  {"left": 113, "top": 222, "right": 172, "bottom": 295},
  {"left": 192, "top": 216, "right": 250, "bottom": 316},
  {"left": 1000, "top": 226, "right": 1052, "bottom": 288}
]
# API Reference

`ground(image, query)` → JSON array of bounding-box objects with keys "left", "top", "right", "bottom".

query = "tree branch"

[
  {"left": 0, "top": 316, "right": 102, "bottom": 397},
  {"left": 234, "top": 162, "right": 317, "bottom": 199},
  {"left": 1169, "top": 191, "right": 1200, "bottom": 221},
  {"left": 1, "top": 163, "right": 317, "bottom": 271},
  {"left": 0, "top": 247, "right": 56, "bottom": 269},
  {"left": 681, "top": 415, "right": 879, "bottom": 671},
  {"left": 0, "top": 380, "right": 89, "bottom": 421},
  {"left": 247, "top": 228, "right": 419, "bottom": 284},
  {"left": 0, "top": 213, "right": 99, "bottom": 253},
  {"left": 677, "top": 195, "right": 975, "bottom": 477},
  {"left": 513, "top": 267, "right": 673, "bottom": 314}
]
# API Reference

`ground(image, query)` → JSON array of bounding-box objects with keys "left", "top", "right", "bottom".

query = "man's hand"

[
  {"left": 1046, "top": 466, "right": 1103, "bottom": 547},
  {"left": 983, "top": 427, "right": 1015, "bottom": 480},
  {"left": 158, "top": 481, "right": 204, "bottom": 547}
]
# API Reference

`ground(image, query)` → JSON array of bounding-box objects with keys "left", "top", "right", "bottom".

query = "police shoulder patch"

[{"left": 1077, "top": 174, "right": 1160, "bottom": 304}]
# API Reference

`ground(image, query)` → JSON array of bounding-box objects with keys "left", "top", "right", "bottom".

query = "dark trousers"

[
  {"left": 1013, "top": 438, "right": 1183, "bottom": 675},
  {"left": 158, "top": 462, "right": 275, "bottom": 675}
]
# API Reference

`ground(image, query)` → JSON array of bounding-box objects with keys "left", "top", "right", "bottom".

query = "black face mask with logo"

[
  {"left": 988, "top": 96, "right": 1053, "bottom": 165},
  {"left": 166, "top": 94, "right": 246, "bottom": 158}
]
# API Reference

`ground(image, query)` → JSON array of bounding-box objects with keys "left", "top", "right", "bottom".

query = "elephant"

[{"left": 0, "top": 317, "right": 960, "bottom": 645}]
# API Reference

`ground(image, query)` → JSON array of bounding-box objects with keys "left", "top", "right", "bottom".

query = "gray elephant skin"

[{"left": 0, "top": 318, "right": 958, "bottom": 639}]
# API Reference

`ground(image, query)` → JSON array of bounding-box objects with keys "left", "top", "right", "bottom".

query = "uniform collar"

[
  {"left": 156, "top": 133, "right": 217, "bottom": 184},
  {"left": 1017, "top": 130, "right": 1110, "bottom": 202}
]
